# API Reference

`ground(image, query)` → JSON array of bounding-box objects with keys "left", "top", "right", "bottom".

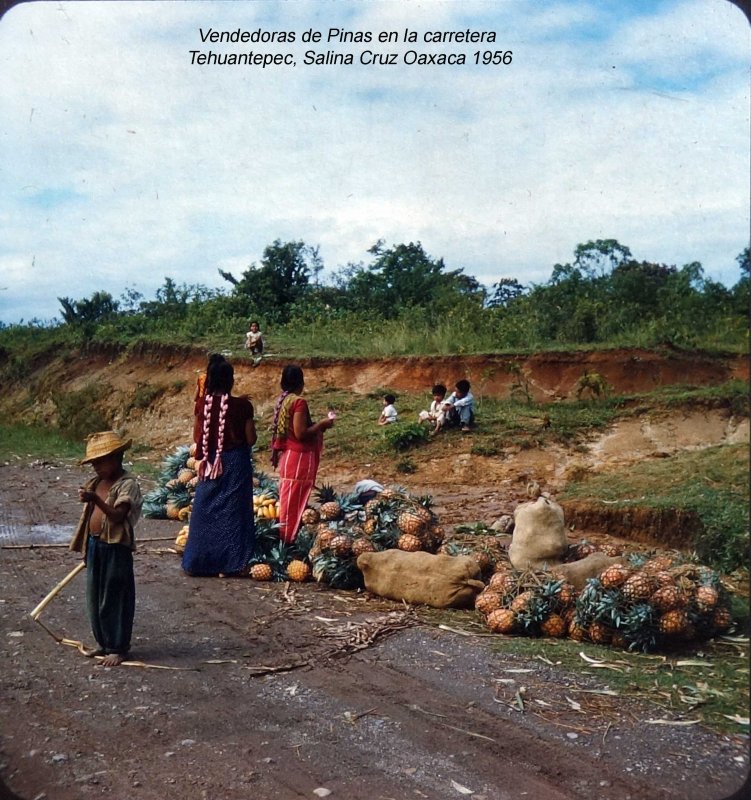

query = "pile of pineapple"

[
  {"left": 246, "top": 483, "right": 450, "bottom": 590},
  {"left": 476, "top": 545, "right": 735, "bottom": 652},
  {"left": 142, "top": 444, "right": 197, "bottom": 521}
]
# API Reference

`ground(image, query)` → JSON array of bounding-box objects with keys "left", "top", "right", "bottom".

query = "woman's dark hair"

[
  {"left": 207, "top": 360, "right": 234, "bottom": 394},
  {"left": 281, "top": 364, "right": 304, "bottom": 393}
]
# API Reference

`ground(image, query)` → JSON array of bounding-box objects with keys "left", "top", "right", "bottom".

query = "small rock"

[
  {"left": 313, "top": 790, "right": 332, "bottom": 798},
  {"left": 566, "top": 732, "right": 578, "bottom": 740},
  {"left": 181, "top": 739, "right": 196, "bottom": 746},
  {"left": 51, "top": 754, "right": 67, "bottom": 764}
]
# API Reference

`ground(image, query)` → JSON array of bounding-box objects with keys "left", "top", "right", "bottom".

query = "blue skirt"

[{"left": 182, "top": 446, "right": 256, "bottom": 576}]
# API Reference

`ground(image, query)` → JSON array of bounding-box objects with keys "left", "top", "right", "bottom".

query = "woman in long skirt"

[
  {"left": 183, "top": 358, "right": 256, "bottom": 576},
  {"left": 270, "top": 365, "right": 334, "bottom": 544}
]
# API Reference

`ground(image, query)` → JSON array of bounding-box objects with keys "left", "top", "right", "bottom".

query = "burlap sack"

[
  {"left": 552, "top": 552, "right": 621, "bottom": 590},
  {"left": 508, "top": 496, "right": 568, "bottom": 570},
  {"left": 357, "top": 550, "right": 485, "bottom": 608}
]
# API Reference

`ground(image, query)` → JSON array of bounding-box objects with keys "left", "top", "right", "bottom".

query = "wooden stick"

[
  {"left": 4, "top": 536, "right": 178, "bottom": 550},
  {"left": 29, "top": 561, "right": 86, "bottom": 620}
]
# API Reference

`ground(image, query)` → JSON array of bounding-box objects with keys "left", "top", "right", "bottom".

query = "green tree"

[
  {"left": 222, "top": 240, "right": 320, "bottom": 324},
  {"left": 58, "top": 291, "right": 119, "bottom": 325},
  {"left": 486, "top": 278, "right": 525, "bottom": 308},
  {"left": 573, "top": 239, "right": 632, "bottom": 278},
  {"left": 344, "top": 241, "right": 481, "bottom": 318}
]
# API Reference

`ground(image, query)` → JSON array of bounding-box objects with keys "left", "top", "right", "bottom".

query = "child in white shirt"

[
  {"left": 418, "top": 384, "right": 447, "bottom": 434},
  {"left": 378, "top": 394, "right": 398, "bottom": 425}
]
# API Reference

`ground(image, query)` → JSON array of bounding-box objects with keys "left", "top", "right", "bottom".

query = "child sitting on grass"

[
  {"left": 418, "top": 384, "right": 447, "bottom": 435},
  {"left": 443, "top": 379, "right": 475, "bottom": 433},
  {"left": 378, "top": 394, "right": 398, "bottom": 425},
  {"left": 69, "top": 431, "right": 143, "bottom": 667}
]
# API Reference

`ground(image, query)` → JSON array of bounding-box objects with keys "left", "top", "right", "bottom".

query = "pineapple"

[
  {"left": 352, "top": 537, "right": 376, "bottom": 558},
  {"left": 362, "top": 517, "right": 378, "bottom": 536},
  {"left": 397, "top": 533, "right": 422, "bottom": 552},
  {"left": 316, "top": 527, "right": 336, "bottom": 551},
  {"left": 469, "top": 549, "right": 494, "bottom": 575},
  {"left": 397, "top": 509, "right": 428, "bottom": 536},
  {"left": 599, "top": 563, "right": 632, "bottom": 589},
  {"left": 329, "top": 534, "right": 354, "bottom": 558},
  {"left": 712, "top": 605, "right": 732, "bottom": 632},
  {"left": 695, "top": 584, "right": 719, "bottom": 613},
  {"left": 301, "top": 507, "right": 320, "bottom": 526},
  {"left": 642, "top": 554, "right": 677, "bottom": 574},
  {"left": 653, "top": 570, "right": 677, "bottom": 588},
  {"left": 486, "top": 608, "right": 518, "bottom": 634},
  {"left": 651, "top": 585, "right": 687, "bottom": 613},
  {"left": 588, "top": 621, "right": 613, "bottom": 645},
  {"left": 249, "top": 563, "right": 273, "bottom": 581},
  {"left": 287, "top": 559, "right": 311, "bottom": 582},
  {"left": 658, "top": 609, "right": 690, "bottom": 638},
  {"left": 567, "top": 619, "right": 588, "bottom": 641},
  {"left": 178, "top": 468, "right": 196, "bottom": 485},
  {"left": 598, "top": 543, "right": 622, "bottom": 557},
  {"left": 475, "top": 590, "right": 504, "bottom": 616},
  {"left": 510, "top": 590, "right": 535, "bottom": 613},
  {"left": 540, "top": 613, "right": 567, "bottom": 638},
  {"left": 621, "top": 572, "right": 658, "bottom": 603},
  {"left": 557, "top": 582, "right": 578, "bottom": 609},
  {"left": 316, "top": 484, "right": 343, "bottom": 521},
  {"left": 571, "top": 540, "right": 597, "bottom": 560},
  {"left": 488, "top": 571, "right": 511, "bottom": 594}
]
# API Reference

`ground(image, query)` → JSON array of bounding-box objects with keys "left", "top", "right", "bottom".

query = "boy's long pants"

[{"left": 86, "top": 536, "right": 135, "bottom": 655}]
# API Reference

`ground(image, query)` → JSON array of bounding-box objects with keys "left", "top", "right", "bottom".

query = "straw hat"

[{"left": 81, "top": 431, "right": 132, "bottom": 464}]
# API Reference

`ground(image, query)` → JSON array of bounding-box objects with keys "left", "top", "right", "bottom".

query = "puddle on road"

[{"left": 0, "top": 523, "right": 74, "bottom": 545}]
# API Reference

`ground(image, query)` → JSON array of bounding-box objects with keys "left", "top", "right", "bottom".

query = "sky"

[{"left": 0, "top": 0, "right": 748, "bottom": 324}]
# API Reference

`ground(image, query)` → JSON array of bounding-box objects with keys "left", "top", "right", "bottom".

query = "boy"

[
  {"left": 378, "top": 394, "right": 398, "bottom": 425},
  {"left": 443, "top": 379, "right": 475, "bottom": 432},
  {"left": 69, "top": 431, "right": 143, "bottom": 666},
  {"left": 244, "top": 321, "right": 264, "bottom": 356},
  {"left": 418, "top": 384, "right": 447, "bottom": 435}
]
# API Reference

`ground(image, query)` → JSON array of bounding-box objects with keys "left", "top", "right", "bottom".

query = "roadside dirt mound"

[{"left": 2, "top": 345, "right": 748, "bottom": 551}]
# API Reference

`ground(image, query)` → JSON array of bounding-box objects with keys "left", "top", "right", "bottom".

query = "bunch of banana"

[
  {"left": 253, "top": 494, "right": 279, "bottom": 520},
  {"left": 174, "top": 525, "right": 189, "bottom": 553}
]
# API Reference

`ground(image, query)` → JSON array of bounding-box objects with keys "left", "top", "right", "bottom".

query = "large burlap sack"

[
  {"left": 508, "top": 496, "right": 568, "bottom": 570},
  {"left": 357, "top": 550, "right": 485, "bottom": 608},
  {"left": 552, "top": 552, "right": 621, "bottom": 590}
]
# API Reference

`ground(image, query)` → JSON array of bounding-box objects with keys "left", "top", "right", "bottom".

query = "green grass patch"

[
  {"left": 560, "top": 444, "right": 750, "bottom": 572},
  {"left": 0, "top": 424, "right": 161, "bottom": 482},
  {"left": 418, "top": 607, "right": 749, "bottom": 736},
  {"left": 0, "top": 424, "right": 83, "bottom": 463}
]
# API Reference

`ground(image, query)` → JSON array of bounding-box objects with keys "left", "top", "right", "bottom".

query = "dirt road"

[{"left": 0, "top": 460, "right": 747, "bottom": 800}]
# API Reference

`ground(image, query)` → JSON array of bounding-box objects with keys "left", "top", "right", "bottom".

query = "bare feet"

[{"left": 98, "top": 652, "right": 127, "bottom": 667}]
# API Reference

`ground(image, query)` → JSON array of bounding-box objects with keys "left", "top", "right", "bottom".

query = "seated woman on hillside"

[{"left": 183, "top": 359, "right": 256, "bottom": 577}]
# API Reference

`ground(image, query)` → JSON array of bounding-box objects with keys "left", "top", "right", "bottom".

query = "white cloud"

[{"left": 0, "top": 0, "right": 747, "bottom": 323}]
